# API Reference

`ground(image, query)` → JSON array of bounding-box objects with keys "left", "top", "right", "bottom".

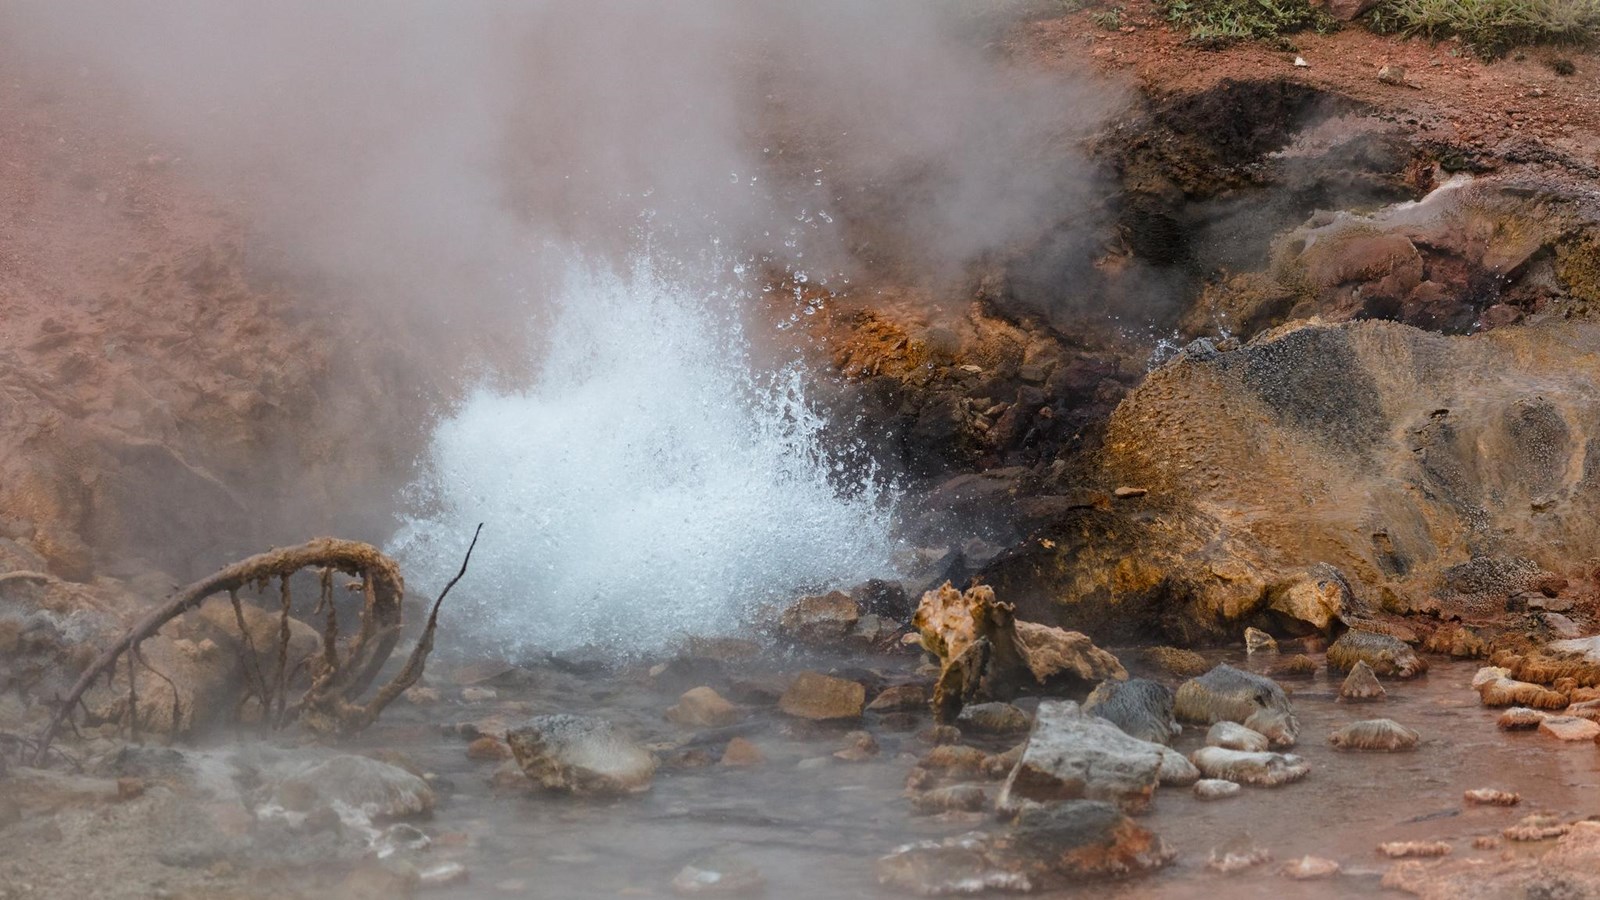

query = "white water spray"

[{"left": 391, "top": 257, "right": 901, "bottom": 656}]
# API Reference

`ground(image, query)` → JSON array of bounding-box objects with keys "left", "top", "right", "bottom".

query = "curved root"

[{"left": 33, "top": 527, "right": 480, "bottom": 765}]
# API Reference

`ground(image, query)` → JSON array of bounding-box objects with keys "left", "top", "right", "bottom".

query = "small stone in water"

[
  {"left": 1538, "top": 715, "right": 1600, "bottom": 741},
  {"left": 1377, "top": 841, "right": 1451, "bottom": 858},
  {"left": 404, "top": 686, "right": 441, "bottom": 706},
  {"left": 1193, "top": 778, "right": 1241, "bottom": 800},
  {"left": 466, "top": 736, "right": 510, "bottom": 761},
  {"left": 1206, "top": 721, "right": 1269, "bottom": 753},
  {"left": 1245, "top": 627, "right": 1277, "bottom": 653},
  {"left": 910, "top": 784, "right": 989, "bottom": 815},
  {"left": 419, "top": 862, "right": 469, "bottom": 887},
  {"left": 1281, "top": 856, "right": 1341, "bottom": 880},
  {"left": 1472, "top": 835, "right": 1502, "bottom": 850},
  {"left": 1463, "top": 788, "right": 1520, "bottom": 807},
  {"left": 461, "top": 687, "right": 498, "bottom": 703},
  {"left": 670, "top": 853, "right": 766, "bottom": 896},
  {"left": 1208, "top": 847, "right": 1271, "bottom": 873},
  {"left": 867, "top": 683, "right": 927, "bottom": 712},
  {"left": 834, "top": 730, "right": 880, "bottom": 762},
  {"left": 1498, "top": 707, "right": 1545, "bottom": 729},
  {"left": 778, "top": 672, "right": 865, "bottom": 721},
  {"left": 1329, "top": 718, "right": 1420, "bottom": 751},
  {"left": 956, "top": 702, "right": 1031, "bottom": 735},
  {"left": 720, "top": 737, "right": 765, "bottom": 767},
  {"left": 1339, "top": 661, "right": 1386, "bottom": 702},
  {"left": 666, "top": 687, "right": 742, "bottom": 728}
]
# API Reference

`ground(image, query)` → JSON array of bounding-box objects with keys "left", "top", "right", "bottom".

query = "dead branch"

[{"left": 32, "top": 536, "right": 420, "bottom": 765}]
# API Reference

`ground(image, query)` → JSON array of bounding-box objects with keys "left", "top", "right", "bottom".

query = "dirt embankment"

[{"left": 0, "top": 63, "right": 439, "bottom": 588}]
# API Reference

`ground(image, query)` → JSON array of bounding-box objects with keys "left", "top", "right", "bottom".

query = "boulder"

[
  {"left": 1175, "top": 664, "right": 1300, "bottom": 747},
  {"left": 1327, "top": 630, "right": 1426, "bottom": 678},
  {"left": 778, "top": 672, "right": 865, "bottom": 721},
  {"left": 505, "top": 715, "right": 656, "bottom": 795},
  {"left": 1083, "top": 678, "right": 1180, "bottom": 745},
  {"left": 995, "top": 700, "right": 1165, "bottom": 814}
]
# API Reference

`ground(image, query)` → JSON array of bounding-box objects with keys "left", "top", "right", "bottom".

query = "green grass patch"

[
  {"left": 1367, "top": 0, "right": 1600, "bottom": 58},
  {"left": 1157, "top": 0, "right": 1338, "bottom": 45}
]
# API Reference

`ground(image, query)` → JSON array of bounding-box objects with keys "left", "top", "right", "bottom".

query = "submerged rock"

[
  {"left": 1009, "top": 801, "right": 1175, "bottom": 878},
  {"left": 1205, "top": 721, "right": 1269, "bottom": 753},
  {"left": 1193, "top": 779, "right": 1241, "bottom": 801},
  {"left": 666, "top": 687, "right": 742, "bottom": 728},
  {"left": 1463, "top": 788, "right": 1520, "bottom": 807},
  {"left": 874, "top": 832, "right": 1032, "bottom": 896},
  {"left": 1328, "top": 719, "right": 1420, "bottom": 751},
  {"left": 957, "top": 702, "right": 1032, "bottom": 736},
  {"left": 1537, "top": 715, "right": 1600, "bottom": 742},
  {"left": 268, "top": 755, "right": 435, "bottom": 821},
  {"left": 1189, "top": 747, "right": 1310, "bottom": 787},
  {"left": 778, "top": 672, "right": 866, "bottom": 721},
  {"left": 1497, "top": 707, "right": 1546, "bottom": 729},
  {"left": 868, "top": 683, "right": 930, "bottom": 712},
  {"left": 505, "top": 715, "right": 656, "bottom": 795},
  {"left": 1083, "top": 678, "right": 1180, "bottom": 746},
  {"left": 720, "top": 737, "right": 765, "bottom": 768},
  {"left": 1377, "top": 841, "right": 1451, "bottom": 859},
  {"left": 996, "top": 700, "right": 1165, "bottom": 814},
  {"left": 671, "top": 852, "right": 766, "bottom": 897},
  {"left": 1175, "top": 664, "right": 1300, "bottom": 747},
  {"left": 1339, "top": 661, "right": 1386, "bottom": 701},
  {"left": 1280, "top": 856, "right": 1341, "bottom": 880},
  {"left": 1327, "top": 631, "right": 1426, "bottom": 678},
  {"left": 1244, "top": 627, "right": 1277, "bottom": 654}
]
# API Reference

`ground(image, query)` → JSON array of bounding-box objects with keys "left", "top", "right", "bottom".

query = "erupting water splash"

[{"left": 391, "top": 256, "right": 901, "bottom": 656}]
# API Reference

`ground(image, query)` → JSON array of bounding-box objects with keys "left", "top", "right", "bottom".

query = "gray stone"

[{"left": 996, "top": 700, "right": 1165, "bottom": 814}]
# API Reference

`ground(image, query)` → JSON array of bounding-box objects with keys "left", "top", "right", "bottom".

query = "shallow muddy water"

[{"left": 340, "top": 650, "right": 1600, "bottom": 899}]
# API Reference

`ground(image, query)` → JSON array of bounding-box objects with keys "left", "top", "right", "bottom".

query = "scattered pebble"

[
  {"left": 1377, "top": 64, "right": 1406, "bottom": 85},
  {"left": 1112, "top": 486, "right": 1147, "bottom": 499},
  {"left": 834, "top": 730, "right": 880, "bottom": 762}
]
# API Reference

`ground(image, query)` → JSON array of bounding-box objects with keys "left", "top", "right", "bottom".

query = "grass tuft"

[
  {"left": 1156, "top": 0, "right": 1338, "bottom": 45},
  {"left": 1366, "top": 0, "right": 1600, "bottom": 59}
]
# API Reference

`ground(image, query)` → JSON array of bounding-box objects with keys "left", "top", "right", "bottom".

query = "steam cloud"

[
  {"left": 3, "top": 0, "right": 1118, "bottom": 314},
  {"left": 3, "top": 1, "right": 1122, "bottom": 650}
]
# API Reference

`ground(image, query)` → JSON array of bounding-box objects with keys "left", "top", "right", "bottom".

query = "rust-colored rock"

[
  {"left": 666, "top": 687, "right": 742, "bottom": 728},
  {"left": 778, "top": 672, "right": 865, "bottom": 721},
  {"left": 913, "top": 581, "right": 1123, "bottom": 722}
]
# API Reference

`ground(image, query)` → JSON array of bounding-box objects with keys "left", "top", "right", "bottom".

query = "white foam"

[{"left": 390, "top": 256, "right": 899, "bottom": 655}]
